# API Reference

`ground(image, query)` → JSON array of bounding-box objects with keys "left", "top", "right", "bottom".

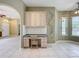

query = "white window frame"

[
  {"left": 72, "top": 16, "right": 79, "bottom": 36},
  {"left": 62, "top": 17, "right": 68, "bottom": 36}
]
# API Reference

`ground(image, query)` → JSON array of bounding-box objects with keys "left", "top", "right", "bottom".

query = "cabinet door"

[
  {"left": 41, "top": 37, "right": 47, "bottom": 48},
  {"left": 25, "top": 12, "right": 47, "bottom": 27},
  {"left": 25, "top": 12, "right": 31, "bottom": 26},
  {"left": 24, "top": 38, "right": 29, "bottom": 48},
  {"left": 39, "top": 12, "right": 47, "bottom": 26}
]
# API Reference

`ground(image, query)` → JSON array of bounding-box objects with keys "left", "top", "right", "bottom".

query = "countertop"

[{"left": 23, "top": 34, "right": 48, "bottom": 37}]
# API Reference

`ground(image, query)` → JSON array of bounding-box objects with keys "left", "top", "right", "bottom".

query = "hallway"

[{"left": 0, "top": 37, "right": 79, "bottom": 58}]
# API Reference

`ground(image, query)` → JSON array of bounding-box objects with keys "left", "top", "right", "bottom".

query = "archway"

[{"left": 0, "top": 4, "right": 21, "bottom": 37}]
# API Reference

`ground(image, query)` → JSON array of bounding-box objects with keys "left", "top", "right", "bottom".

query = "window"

[
  {"left": 62, "top": 17, "right": 67, "bottom": 35},
  {"left": 72, "top": 16, "right": 79, "bottom": 36}
]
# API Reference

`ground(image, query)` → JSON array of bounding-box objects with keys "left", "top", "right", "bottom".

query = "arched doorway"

[{"left": 0, "top": 5, "right": 21, "bottom": 37}]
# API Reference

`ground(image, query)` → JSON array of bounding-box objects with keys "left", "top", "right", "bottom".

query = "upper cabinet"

[{"left": 25, "top": 11, "right": 47, "bottom": 27}]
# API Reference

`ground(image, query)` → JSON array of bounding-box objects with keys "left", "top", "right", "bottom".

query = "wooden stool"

[{"left": 31, "top": 39, "right": 39, "bottom": 48}]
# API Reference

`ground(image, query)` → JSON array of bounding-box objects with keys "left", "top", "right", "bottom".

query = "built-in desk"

[{"left": 23, "top": 34, "right": 47, "bottom": 48}]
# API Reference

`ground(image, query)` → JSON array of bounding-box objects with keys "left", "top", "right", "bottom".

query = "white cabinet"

[
  {"left": 25, "top": 12, "right": 47, "bottom": 27},
  {"left": 23, "top": 36, "right": 47, "bottom": 48}
]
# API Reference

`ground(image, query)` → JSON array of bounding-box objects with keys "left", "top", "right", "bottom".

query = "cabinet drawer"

[{"left": 24, "top": 39, "right": 29, "bottom": 48}]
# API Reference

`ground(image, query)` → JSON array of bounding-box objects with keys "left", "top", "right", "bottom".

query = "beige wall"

[
  {"left": 54, "top": 9, "right": 59, "bottom": 41},
  {"left": 26, "top": 7, "right": 58, "bottom": 43},
  {"left": 9, "top": 19, "right": 18, "bottom": 36}
]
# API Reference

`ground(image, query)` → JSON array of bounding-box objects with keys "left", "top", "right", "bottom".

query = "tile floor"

[{"left": 0, "top": 37, "right": 79, "bottom": 58}]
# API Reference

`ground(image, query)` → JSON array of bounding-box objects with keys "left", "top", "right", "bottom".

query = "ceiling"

[
  {"left": 22, "top": 0, "right": 79, "bottom": 11},
  {"left": 0, "top": 5, "right": 20, "bottom": 19}
]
